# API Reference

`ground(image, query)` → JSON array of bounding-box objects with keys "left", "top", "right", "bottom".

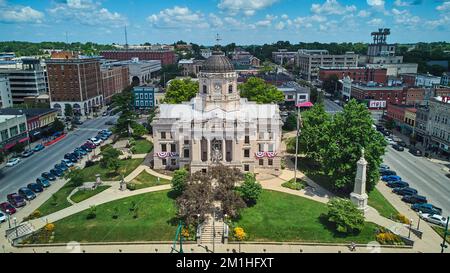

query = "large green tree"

[
  {"left": 164, "top": 78, "right": 198, "bottom": 104},
  {"left": 237, "top": 173, "right": 262, "bottom": 206},
  {"left": 326, "top": 198, "right": 365, "bottom": 234},
  {"left": 322, "top": 100, "right": 386, "bottom": 193},
  {"left": 239, "top": 77, "right": 284, "bottom": 104}
]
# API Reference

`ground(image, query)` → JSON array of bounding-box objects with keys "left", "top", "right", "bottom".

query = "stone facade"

[{"left": 152, "top": 51, "right": 282, "bottom": 175}]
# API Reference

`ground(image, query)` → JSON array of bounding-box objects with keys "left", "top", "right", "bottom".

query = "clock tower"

[{"left": 198, "top": 49, "right": 240, "bottom": 111}]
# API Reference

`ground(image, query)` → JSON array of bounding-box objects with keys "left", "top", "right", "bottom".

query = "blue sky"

[{"left": 0, "top": 0, "right": 449, "bottom": 45}]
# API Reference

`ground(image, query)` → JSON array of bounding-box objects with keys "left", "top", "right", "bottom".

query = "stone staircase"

[
  {"left": 200, "top": 214, "right": 224, "bottom": 245},
  {"left": 6, "top": 221, "right": 35, "bottom": 242}
]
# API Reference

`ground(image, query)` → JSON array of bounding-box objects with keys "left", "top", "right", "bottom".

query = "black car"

[
  {"left": 41, "top": 172, "right": 56, "bottom": 181},
  {"left": 7, "top": 193, "right": 26, "bottom": 208},
  {"left": 387, "top": 180, "right": 409, "bottom": 188},
  {"left": 18, "top": 187, "right": 36, "bottom": 200},
  {"left": 36, "top": 177, "right": 51, "bottom": 188},
  {"left": 402, "top": 194, "right": 427, "bottom": 204},
  {"left": 64, "top": 153, "right": 78, "bottom": 163},
  {"left": 409, "top": 147, "right": 422, "bottom": 156},
  {"left": 50, "top": 168, "right": 64, "bottom": 177},
  {"left": 392, "top": 144, "right": 404, "bottom": 151},
  {"left": 397, "top": 141, "right": 407, "bottom": 147},
  {"left": 380, "top": 170, "right": 397, "bottom": 176},
  {"left": 27, "top": 183, "right": 44, "bottom": 193},
  {"left": 392, "top": 187, "right": 418, "bottom": 196}
]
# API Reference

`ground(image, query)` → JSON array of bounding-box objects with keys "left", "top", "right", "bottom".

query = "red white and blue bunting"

[
  {"left": 156, "top": 152, "right": 179, "bottom": 158},
  {"left": 255, "top": 152, "right": 278, "bottom": 159}
]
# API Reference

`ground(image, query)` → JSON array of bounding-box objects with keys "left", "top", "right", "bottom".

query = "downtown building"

[
  {"left": 0, "top": 114, "right": 28, "bottom": 153},
  {"left": 100, "top": 63, "right": 130, "bottom": 104},
  {"left": 0, "top": 75, "right": 12, "bottom": 109},
  {"left": 319, "top": 66, "right": 387, "bottom": 84},
  {"left": 100, "top": 49, "right": 176, "bottom": 65},
  {"left": 46, "top": 54, "right": 104, "bottom": 117},
  {"left": 296, "top": 49, "right": 358, "bottom": 81},
  {"left": 0, "top": 58, "right": 48, "bottom": 104}
]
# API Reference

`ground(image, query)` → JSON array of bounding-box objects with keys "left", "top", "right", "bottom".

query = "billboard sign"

[{"left": 369, "top": 100, "right": 387, "bottom": 109}]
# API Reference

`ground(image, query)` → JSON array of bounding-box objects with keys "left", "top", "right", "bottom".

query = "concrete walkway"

[{"left": 124, "top": 165, "right": 172, "bottom": 183}]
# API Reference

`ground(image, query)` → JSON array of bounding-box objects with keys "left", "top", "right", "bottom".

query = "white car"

[
  {"left": 5, "top": 158, "right": 20, "bottom": 167},
  {"left": 89, "top": 137, "right": 102, "bottom": 146},
  {"left": 0, "top": 212, "right": 6, "bottom": 223},
  {"left": 62, "top": 159, "right": 74, "bottom": 167},
  {"left": 386, "top": 137, "right": 396, "bottom": 145},
  {"left": 420, "top": 213, "right": 448, "bottom": 227}
]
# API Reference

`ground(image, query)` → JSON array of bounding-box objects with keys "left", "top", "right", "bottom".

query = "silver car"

[{"left": 420, "top": 213, "right": 448, "bottom": 227}]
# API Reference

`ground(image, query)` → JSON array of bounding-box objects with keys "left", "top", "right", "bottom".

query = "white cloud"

[
  {"left": 148, "top": 6, "right": 209, "bottom": 29},
  {"left": 394, "top": 0, "right": 410, "bottom": 7},
  {"left": 281, "top": 14, "right": 289, "bottom": 20},
  {"left": 436, "top": 1, "right": 450, "bottom": 12},
  {"left": 367, "top": 18, "right": 384, "bottom": 26},
  {"left": 0, "top": 4, "right": 44, "bottom": 24},
  {"left": 48, "top": 0, "right": 127, "bottom": 27},
  {"left": 392, "top": 9, "right": 420, "bottom": 27},
  {"left": 358, "top": 10, "right": 371, "bottom": 17},
  {"left": 367, "top": 0, "right": 385, "bottom": 8},
  {"left": 209, "top": 13, "right": 224, "bottom": 28},
  {"left": 254, "top": 20, "right": 272, "bottom": 28},
  {"left": 275, "top": 21, "right": 285, "bottom": 30},
  {"left": 218, "top": 0, "right": 278, "bottom": 16},
  {"left": 311, "top": 0, "right": 357, "bottom": 15}
]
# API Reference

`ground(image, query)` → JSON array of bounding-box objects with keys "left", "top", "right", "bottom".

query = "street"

[
  {"left": 383, "top": 145, "right": 450, "bottom": 217},
  {"left": 323, "top": 98, "right": 343, "bottom": 114},
  {"left": 0, "top": 115, "right": 117, "bottom": 201}
]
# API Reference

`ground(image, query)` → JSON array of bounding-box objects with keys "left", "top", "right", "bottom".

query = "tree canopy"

[
  {"left": 164, "top": 78, "right": 198, "bottom": 104},
  {"left": 239, "top": 77, "right": 284, "bottom": 104}
]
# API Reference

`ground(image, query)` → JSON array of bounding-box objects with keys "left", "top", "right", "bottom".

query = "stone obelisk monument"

[{"left": 350, "top": 148, "right": 369, "bottom": 213}]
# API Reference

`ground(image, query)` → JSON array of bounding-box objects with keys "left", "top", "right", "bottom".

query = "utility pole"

[{"left": 294, "top": 99, "right": 302, "bottom": 183}]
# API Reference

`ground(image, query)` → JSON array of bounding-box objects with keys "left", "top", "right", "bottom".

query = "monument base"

[{"left": 350, "top": 192, "right": 369, "bottom": 213}]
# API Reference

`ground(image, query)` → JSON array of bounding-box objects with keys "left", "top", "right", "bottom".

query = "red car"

[
  {"left": 84, "top": 142, "right": 96, "bottom": 149},
  {"left": 6, "top": 193, "right": 26, "bottom": 208},
  {"left": 0, "top": 202, "right": 17, "bottom": 215}
]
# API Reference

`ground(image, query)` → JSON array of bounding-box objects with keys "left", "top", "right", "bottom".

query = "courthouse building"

[{"left": 152, "top": 50, "right": 282, "bottom": 175}]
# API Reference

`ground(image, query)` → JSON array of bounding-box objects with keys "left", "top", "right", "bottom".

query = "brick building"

[
  {"left": 319, "top": 67, "right": 387, "bottom": 84},
  {"left": 101, "top": 64, "right": 130, "bottom": 103},
  {"left": 46, "top": 57, "right": 103, "bottom": 117},
  {"left": 351, "top": 83, "right": 406, "bottom": 105},
  {"left": 100, "top": 50, "right": 176, "bottom": 65},
  {"left": 405, "top": 88, "right": 425, "bottom": 106}
]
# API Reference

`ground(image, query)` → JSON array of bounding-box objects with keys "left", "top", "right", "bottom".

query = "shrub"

[
  {"left": 326, "top": 198, "right": 365, "bottom": 234},
  {"left": 45, "top": 223, "right": 55, "bottom": 232},
  {"left": 395, "top": 214, "right": 411, "bottom": 225},
  {"left": 181, "top": 227, "right": 190, "bottom": 238},
  {"left": 282, "top": 178, "right": 305, "bottom": 190},
  {"left": 112, "top": 207, "right": 119, "bottom": 219},
  {"left": 127, "top": 183, "right": 136, "bottom": 191},
  {"left": 237, "top": 173, "right": 262, "bottom": 205},
  {"left": 171, "top": 168, "right": 189, "bottom": 196},
  {"left": 86, "top": 205, "right": 97, "bottom": 220},
  {"left": 234, "top": 227, "right": 247, "bottom": 241},
  {"left": 376, "top": 232, "right": 403, "bottom": 245}
]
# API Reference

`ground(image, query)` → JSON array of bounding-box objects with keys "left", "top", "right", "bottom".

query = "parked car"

[
  {"left": 409, "top": 147, "right": 422, "bottom": 156},
  {"left": 392, "top": 187, "right": 418, "bottom": 196},
  {"left": 50, "top": 168, "right": 64, "bottom": 177},
  {"left": 100, "top": 129, "right": 112, "bottom": 136},
  {"left": 397, "top": 141, "right": 407, "bottom": 147},
  {"left": 382, "top": 175, "right": 402, "bottom": 182},
  {"left": 0, "top": 202, "right": 16, "bottom": 215},
  {"left": 27, "top": 183, "right": 43, "bottom": 193},
  {"left": 62, "top": 159, "right": 74, "bottom": 167},
  {"left": 386, "top": 138, "right": 396, "bottom": 145},
  {"left": 102, "top": 111, "right": 109, "bottom": 116},
  {"left": 18, "top": 187, "right": 36, "bottom": 200},
  {"left": 6, "top": 193, "right": 26, "bottom": 208},
  {"left": 0, "top": 212, "right": 5, "bottom": 223},
  {"left": 387, "top": 180, "right": 409, "bottom": 188},
  {"left": 74, "top": 148, "right": 87, "bottom": 156},
  {"left": 89, "top": 137, "right": 102, "bottom": 146},
  {"left": 402, "top": 194, "right": 427, "bottom": 204},
  {"left": 21, "top": 150, "right": 34, "bottom": 158},
  {"left": 97, "top": 134, "right": 108, "bottom": 141},
  {"left": 419, "top": 213, "right": 448, "bottom": 227},
  {"left": 64, "top": 153, "right": 78, "bottom": 163},
  {"left": 392, "top": 144, "right": 405, "bottom": 151},
  {"left": 33, "top": 144, "right": 45, "bottom": 152},
  {"left": 380, "top": 164, "right": 390, "bottom": 170},
  {"left": 83, "top": 142, "right": 96, "bottom": 149},
  {"left": 5, "top": 158, "right": 20, "bottom": 167},
  {"left": 412, "top": 203, "right": 442, "bottom": 215},
  {"left": 36, "top": 177, "right": 51, "bottom": 188},
  {"left": 380, "top": 170, "right": 396, "bottom": 176},
  {"left": 80, "top": 145, "right": 92, "bottom": 152},
  {"left": 41, "top": 172, "right": 56, "bottom": 181},
  {"left": 55, "top": 163, "right": 68, "bottom": 172}
]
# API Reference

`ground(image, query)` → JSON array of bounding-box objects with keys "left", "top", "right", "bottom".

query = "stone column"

[{"left": 350, "top": 149, "right": 369, "bottom": 213}]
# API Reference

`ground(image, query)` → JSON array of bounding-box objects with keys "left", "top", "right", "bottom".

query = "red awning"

[
  {"left": 18, "top": 137, "right": 29, "bottom": 143},
  {"left": 296, "top": 102, "right": 314, "bottom": 108},
  {"left": 4, "top": 142, "right": 16, "bottom": 150}
]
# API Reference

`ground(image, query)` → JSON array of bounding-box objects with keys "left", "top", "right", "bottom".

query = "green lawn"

[
  {"left": 432, "top": 226, "right": 450, "bottom": 244},
  {"left": 78, "top": 158, "right": 144, "bottom": 182},
  {"left": 131, "top": 139, "right": 153, "bottom": 154},
  {"left": 368, "top": 188, "right": 399, "bottom": 219},
  {"left": 130, "top": 170, "right": 171, "bottom": 190},
  {"left": 233, "top": 190, "right": 380, "bottom": 243},
  {"left": 70, "top": 185, "right": 111, "bottom": 203},
  {"left": 28, "top": 190, "right": 177, "bottom": 243},
  {"left": 35, "top": 183, "right": 76, "bottom": 217}
]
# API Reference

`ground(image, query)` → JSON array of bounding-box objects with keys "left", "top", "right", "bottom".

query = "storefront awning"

[
  {"left": 18, "top": 137, "right": 29, "bottom": 143},
  {"left": 296, "top": 102, "right": 314, "bottom": 108}
]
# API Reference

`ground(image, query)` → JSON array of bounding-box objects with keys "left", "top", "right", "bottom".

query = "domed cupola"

[{"left": 201, "top": 50, "right": 234, "bottom": 73}]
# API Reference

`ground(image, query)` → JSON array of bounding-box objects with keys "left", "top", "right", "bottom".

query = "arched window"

[
  {"left": 228, "top": 84, "right": 233, "bottom": 94},
  {"left": 203, "top": 85, "right": 207, "bottom": 94}
]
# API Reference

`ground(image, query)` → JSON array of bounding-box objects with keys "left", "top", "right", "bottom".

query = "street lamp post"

[
  {"left": 6, "top": 210, "right": 11, "bottom": 229},
  {"left": 408, "top": 219, "right": 413, "bottom": 239},
  {"left": 14, "top": 217, "right": 18, "bottom": 238},
  {"left": 294, "top": 102, "right": 302, "bottom": 183}
]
